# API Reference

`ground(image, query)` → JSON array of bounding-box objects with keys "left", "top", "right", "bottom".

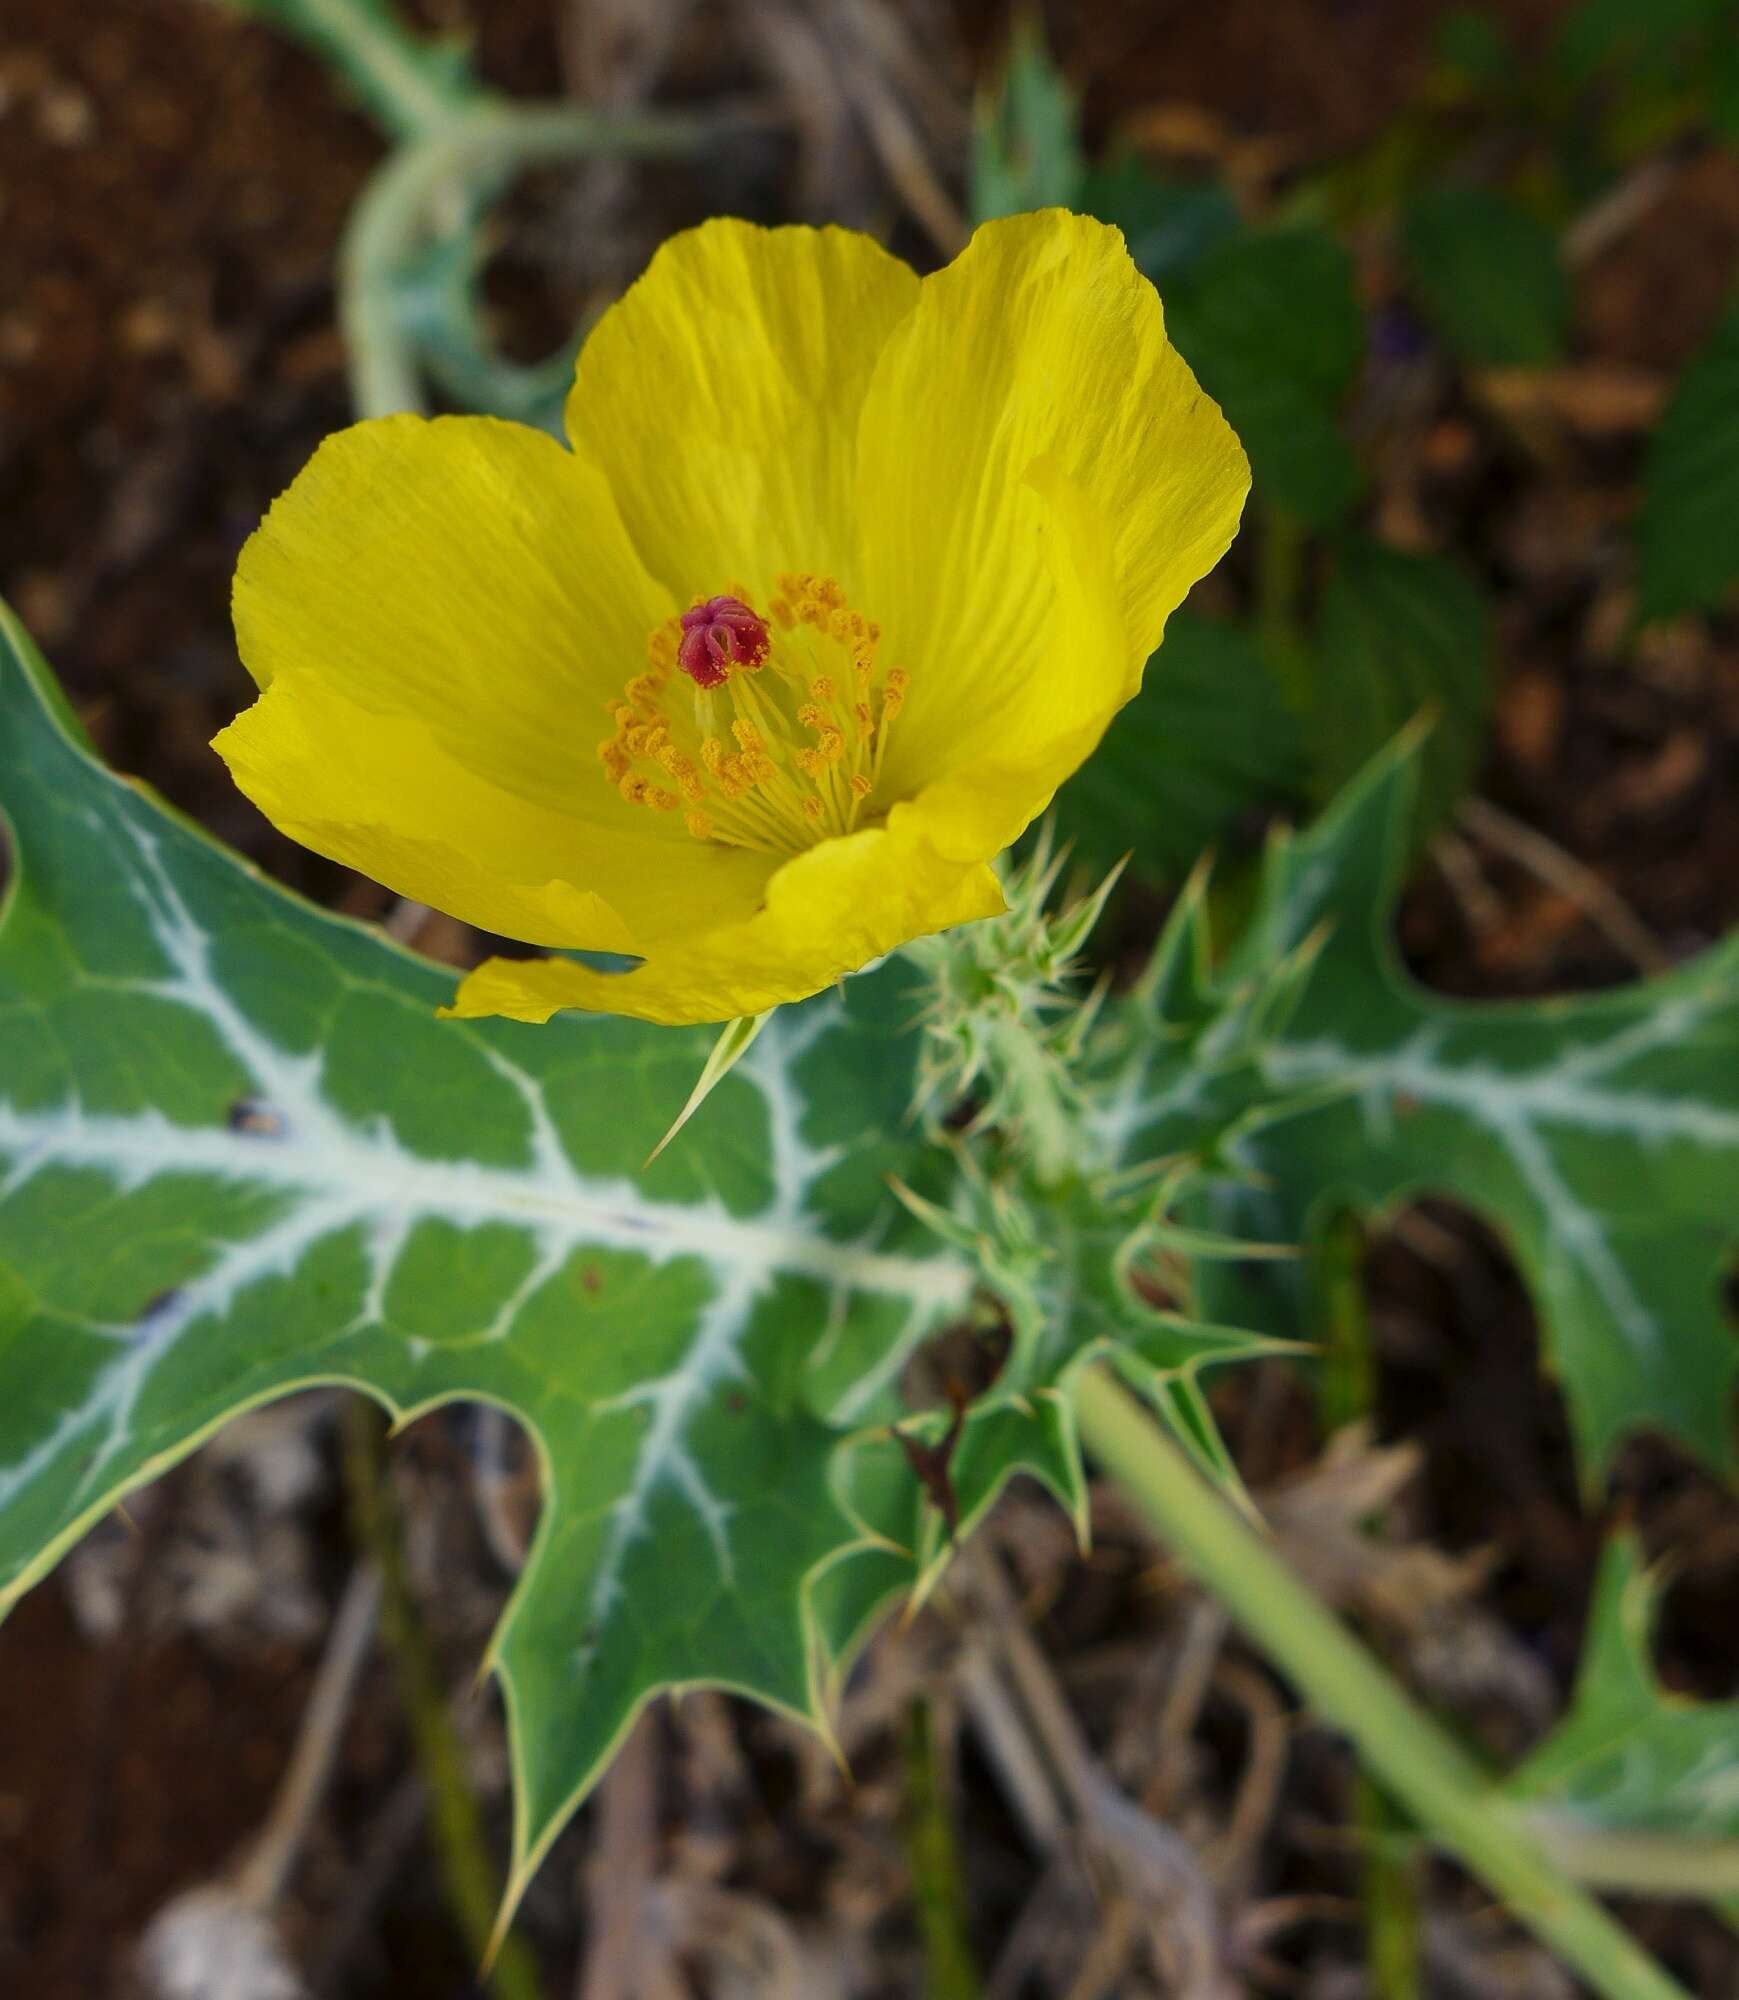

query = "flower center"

[
  {"left": 677, "top": 595, "right": 770, "bottom": 688},
  {"left": 599, "top": 574, "right": 907, "bottom": 855}
]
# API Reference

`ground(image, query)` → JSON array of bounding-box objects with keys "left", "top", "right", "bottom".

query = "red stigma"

[{"left": 677, "top": 596, "right": 771, "bottom": 689}]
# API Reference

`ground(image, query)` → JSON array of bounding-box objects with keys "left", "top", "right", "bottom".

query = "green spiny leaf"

[
  {"left": 1158, "top": 738, "right": 1739, "bottom": 1478},
  {"left": 1510, "top": 1534, "right": 1739, "bottom": 1844},
  {"left": 0, "top": 604, "right": 972, "bottom": 1915}
]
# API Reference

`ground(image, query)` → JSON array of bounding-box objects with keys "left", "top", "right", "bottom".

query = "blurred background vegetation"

[{"left": 1, "top": 1, "right": 1736, "bottom": 1995}]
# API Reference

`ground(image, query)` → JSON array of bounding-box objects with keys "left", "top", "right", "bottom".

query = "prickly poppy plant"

[{"left": 5, "top": 4, "right": 1739, "bottom": 1985}]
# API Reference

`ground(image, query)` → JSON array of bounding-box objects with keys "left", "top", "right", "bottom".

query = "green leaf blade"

[
  {"left": 1511, "top": 1534, "right": 1739, "bottom": 1845},
  {"left": 1403, "top": 186, "right": 1570, "bottom": 369},
  {"left": 1310, "top": 537, "right": 1494, "bottom": 835},
  {"left": 1165, "top": 226, "right": 1368, "bottom": 527},
  {"left": 1051, "top": 612, "right": 1306, "bottom": 880},
  {"left": 1638, "top": 304, "right": 1739, "bottom": 621},
  {"left": 0, "top": 604, "right": 972, "bottom": 1905}
]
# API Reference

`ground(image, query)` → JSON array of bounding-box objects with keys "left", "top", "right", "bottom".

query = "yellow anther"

[{"left": 616, "top": 574, "right": 906, "bottom": 857}]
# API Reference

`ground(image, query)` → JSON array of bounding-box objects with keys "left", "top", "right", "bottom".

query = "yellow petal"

[
  {"left": 857, "top": 210, "right": 1250, "bottom": 854},
  {"left": 233, "top": 412, "right": 673, "bottom": 824},
  {"left": 214, "top": 672, "right": 772, "bottom": 952},
  {"left": 444, "top": 824, "right": 1005, "bottom": 1027},
  {"left": 563, "top": 219, "right": 920, "bottom": 601}
]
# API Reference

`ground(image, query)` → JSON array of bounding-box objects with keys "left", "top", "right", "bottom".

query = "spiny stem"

[
  {"left": 1070, "top": 1363, "right": 1692, "bottom": 2000},
  {"left": 340, "top": 1397, "right": 546, "bottom": 2000}
]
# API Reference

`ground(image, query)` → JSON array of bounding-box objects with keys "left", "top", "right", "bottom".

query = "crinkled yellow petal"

[
  {"left": 232, "top": 413, "right": 674, "bottom": 825},
  {"left": 215, "top": 672, "right": 772, "bottom": 952},
  {"left": 562, "top": 219, "right": 920, "bottom": 600},
  {"left": 444, "top": 825, "right": 1006, "bottom": 1028},
  {"left": 857, "top": 209, "right": 1250, "bottom": 855}
]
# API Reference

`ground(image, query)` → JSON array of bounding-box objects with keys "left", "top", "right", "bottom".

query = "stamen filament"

[{"left": 599, "top": 575, "right": 906, "bottom": 856}]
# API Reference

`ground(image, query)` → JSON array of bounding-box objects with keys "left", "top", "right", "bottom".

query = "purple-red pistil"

[{"left": 677, "top": 595, "right": 771, "bottom": 689}]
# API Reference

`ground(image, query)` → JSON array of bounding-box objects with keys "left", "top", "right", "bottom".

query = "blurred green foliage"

[
  {"left": 1163, "top": 228, "right": 1367, "bottom": 529},
  {"left": 969, "top": 12, "right": 1082, "bottom": 220},
  {"left": 1639, "top": 302, "right": 1739, "bottom": 620},
  {"left": 1309, "top": 538, "right": 1492, "bottom": 836},
  {"left": 1402, "top": 186, "right": 1570, "bottom": 367},
  {"left": 1052, "top": 613, "right": 1304, "bottom": 878},
  {"left": 978, "top": 2, "right": 1739, "bottom": 883}
]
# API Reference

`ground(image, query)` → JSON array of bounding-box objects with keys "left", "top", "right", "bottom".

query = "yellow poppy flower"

[{"left": 215, "top": 210, "right": 1248, "bottom": 1027}]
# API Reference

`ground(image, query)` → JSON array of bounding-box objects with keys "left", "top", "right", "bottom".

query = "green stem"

[
  {"left": 1313, "top": 1208, "right": 1372, "bottom": 1432},
  {"left": 1361, "top": 1779, "right": 1423, "bottom": 2000},
  {"left": 901, "top": 1699, "right": 984, "bottom": 2000},
  {"left": 338, "top": 104, "right": 726, "bottom": 420},
  {"left": 1309, "top": 1211, "right": 1423, "bottom": 1996},
  {"left": 1071, "top": 1363, "right": 1692, "bottom": 2000},
  {"left": 231, "top": 0, "right": 483, "bottom": 141},
  {"left": 341, "top": 1398, "right": 546, "bottom": 2000},
  {"left": 1255, "top": 499, "right": 1310, "bottom": 705}
]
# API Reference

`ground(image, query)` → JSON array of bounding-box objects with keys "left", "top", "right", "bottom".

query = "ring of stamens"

[{"left": 599, "top": 574, "right": 907, "bottom": 854}]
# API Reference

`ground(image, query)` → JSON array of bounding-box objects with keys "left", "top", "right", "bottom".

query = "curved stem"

[
  {"left": 338, "top": 104, "right": 720, "bottom": 421},
  {"left": 1071, "top": 1362, "right": 1692, "bottom": 2000},
  {"left": 224, "top": 0, "right": 483, "bottom": 142}
]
